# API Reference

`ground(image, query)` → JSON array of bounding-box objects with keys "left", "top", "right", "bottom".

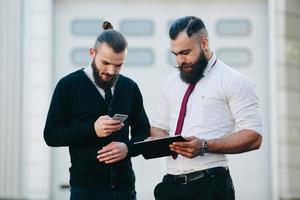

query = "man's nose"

[
  {"left": 177, "top": 55, "right": 186, "bottom": 65},
  {"left": 107, "top": 65, "right": 115, "bottom": 75}
]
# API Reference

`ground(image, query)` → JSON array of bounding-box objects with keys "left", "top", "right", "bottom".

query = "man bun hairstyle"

[
  {"left": 94, "top": 21, "right": 127, "bottom": 53},
  {"left": 102, "top": 21, "right": 113, "bottom": 30},
  {"left": 169, "top": 16, "right": 207, "bottom": 40}
]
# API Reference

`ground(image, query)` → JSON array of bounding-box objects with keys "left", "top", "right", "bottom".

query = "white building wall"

[
  {"left": 0, "top": 0, "right": 22, "bottom": 198},
  {"left": 22, "top": 0, "right": 53, "bottom": 199},
  {"left": 277, "top": 0, "right": 300, "bottom": 199}
]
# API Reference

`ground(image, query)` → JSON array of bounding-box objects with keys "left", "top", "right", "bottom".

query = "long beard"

[
  {"left": 178, "top": 51, "right": 208, "bottom": 84},
  {"left": 91, "top": 58, "right": 118, "bottom": 89}
]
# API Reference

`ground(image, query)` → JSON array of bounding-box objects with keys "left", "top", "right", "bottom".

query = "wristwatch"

[{"left": 199, "top": 139, "right": 208, "bottom": 156}]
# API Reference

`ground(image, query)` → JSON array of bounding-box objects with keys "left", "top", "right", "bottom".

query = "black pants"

[
  {"left": 154, "top": 169, "right": 235, "bottom": 200},
  {"left": 70, "top": 186, "right": 136, "bottom": 200}
]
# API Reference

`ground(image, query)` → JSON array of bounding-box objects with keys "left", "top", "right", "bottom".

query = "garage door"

[{"left": 53, "top": 0, "right": 270, "bottom": 199}]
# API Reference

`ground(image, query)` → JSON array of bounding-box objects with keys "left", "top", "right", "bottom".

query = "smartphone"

[{"left": 112, "top": 114, "right": 128, "bottom": 123}]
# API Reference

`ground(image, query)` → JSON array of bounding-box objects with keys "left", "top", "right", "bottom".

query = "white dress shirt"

[{"left": 151, "top": 53, "right": 263, "bottom": 175}]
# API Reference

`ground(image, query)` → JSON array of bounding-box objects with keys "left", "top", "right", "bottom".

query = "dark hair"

[
  {"left": 94, "top": 21, "right": 127, "bottom": 53},
  {"left": 169, "top": 16, "right": 207, "bottom": 40}
]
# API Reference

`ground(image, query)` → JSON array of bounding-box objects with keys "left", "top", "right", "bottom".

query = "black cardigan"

[{"left": 44, "top": 69, "right": 150, "bottom": 190}]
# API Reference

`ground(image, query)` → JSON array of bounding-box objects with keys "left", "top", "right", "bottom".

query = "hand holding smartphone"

[{"left": 112, "top": 114, "right": 128, "bottom": 123}]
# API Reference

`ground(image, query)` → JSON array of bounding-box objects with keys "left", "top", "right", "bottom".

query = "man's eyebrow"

[
  {"left": 101, "top": 59, "right": 123, "bottom": 66},
  {"left": 171, "top": 49, "right": 190, "bottom": 55}
]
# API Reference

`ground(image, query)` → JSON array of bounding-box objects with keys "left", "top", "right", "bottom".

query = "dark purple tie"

[{"left": 172, "top": 83, "right": 196, "bottom": 159}]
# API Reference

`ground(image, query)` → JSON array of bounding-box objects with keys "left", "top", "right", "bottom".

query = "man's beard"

[
  {"left": 91, "top": 58, "right": 118, "bottom": 89},
  {"left": 178, "top": 51, "right": 208, "bottom": 84}
]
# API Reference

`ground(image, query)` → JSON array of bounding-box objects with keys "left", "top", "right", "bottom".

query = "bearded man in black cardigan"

[{"left": 44, "top": 21, "right": 150, "bottom": 200}]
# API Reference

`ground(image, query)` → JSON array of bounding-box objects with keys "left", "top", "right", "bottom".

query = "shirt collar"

[
  {"left": 203, "top": 52, "right": 217, "bottom": 77},
  {"left": 84, "top": 63, "right": 93, "bottom": 80}
]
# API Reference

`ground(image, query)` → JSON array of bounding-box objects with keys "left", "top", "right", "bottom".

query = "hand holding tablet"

[{"left": 134, "top": 135, "right": 186, "bottom": 159}]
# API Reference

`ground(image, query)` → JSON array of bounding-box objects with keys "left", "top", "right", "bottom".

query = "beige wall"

[{"left": 278, "top": 0, "right": 300, "bottom": 199}]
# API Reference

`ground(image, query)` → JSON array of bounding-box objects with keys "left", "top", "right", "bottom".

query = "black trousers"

[
  {"left": 70, "top": 186, "right": 136, "bottom": 200},
  {"left": 154, "top": 169, "right": 235, "bottom": 200}
]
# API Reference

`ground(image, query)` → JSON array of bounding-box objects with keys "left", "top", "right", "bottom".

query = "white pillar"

[
  {"left": 268, "top": 0, "right": 279, "bottom": 199},
  {"left": 0, "top": 0, "right": 22, "bottom": 198},
  {"left": 22, "top": 0, "right": 53, "bottom": 199}
]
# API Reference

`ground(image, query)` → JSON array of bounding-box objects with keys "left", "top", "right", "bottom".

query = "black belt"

[{"left": 163, "top": 167, "right": 228, "bottom": 185}]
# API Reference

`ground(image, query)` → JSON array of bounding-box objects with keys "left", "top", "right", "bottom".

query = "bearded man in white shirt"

[{"left": 150, "top": 16, "right": 263, "bottom": 200}]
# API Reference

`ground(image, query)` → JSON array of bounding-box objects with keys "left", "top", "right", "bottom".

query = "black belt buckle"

[{"left": 177, "top": 174, "right": 188, "bottom": 185}]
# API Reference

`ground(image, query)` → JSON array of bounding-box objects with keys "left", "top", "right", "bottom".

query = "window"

[
  {"left": 217, "top": 48, "right": 251, "bottom": 67},
  {"left": 120, "top": 20, "right": 154, "bottom": 36},
  {"left": 72, "top": 19, "right": 102, "bottom": 36},
  {"left": 216, "top": 19, "right": 251, "bottom": 36},
  {"left": 71, "top": 48, "right": 89, "bottom": 66},
  {"left": 125, "top": 48, "right": 154, "bottom": 66}
]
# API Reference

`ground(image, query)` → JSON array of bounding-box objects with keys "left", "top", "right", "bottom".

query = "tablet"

[{"left": 134, "top": 135, "right": 186, "bottom": 159}]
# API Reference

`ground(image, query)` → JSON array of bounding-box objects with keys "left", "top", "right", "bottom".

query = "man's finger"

[
  {"left": 103, "top": 123, "right": 123, "bottom": 130},
  {"left": 98, "top": 151, "right": 117, "bottom": 161},
  {"left": 98, "top": 153, "right": 121, "bottom": 163},
  {"left": 97, "top": 146, "right": 113, "bottom": 155},
  {"left": 170, "top": 141, "right": 189, "bottom": 148},
  {"left": 170, "top": 145, "right": 190, "bottom": 153},
  {"left": 100, "top": 115, "right": 111, "bottom": 120},
  {"left": 105, "top": 120, "right": 121, "bottom": 125},
  {"left": 170, "top": 148, "right": 192, "bottom": 158},
  {"left": 97, "top": 152, "right": 110, "bottom": 159}
]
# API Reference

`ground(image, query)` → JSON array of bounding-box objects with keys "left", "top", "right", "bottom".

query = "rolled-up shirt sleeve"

[{"left": 228, "top": 76, "right": 263, "bottom": 135}]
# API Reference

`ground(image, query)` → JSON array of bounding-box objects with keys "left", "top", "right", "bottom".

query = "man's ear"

[
  {"left": 201, "top": 37, "right": 209, "bottom": 51},
  {"left": 89, "top": 48, "right": 95, "bottom": 59}
]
